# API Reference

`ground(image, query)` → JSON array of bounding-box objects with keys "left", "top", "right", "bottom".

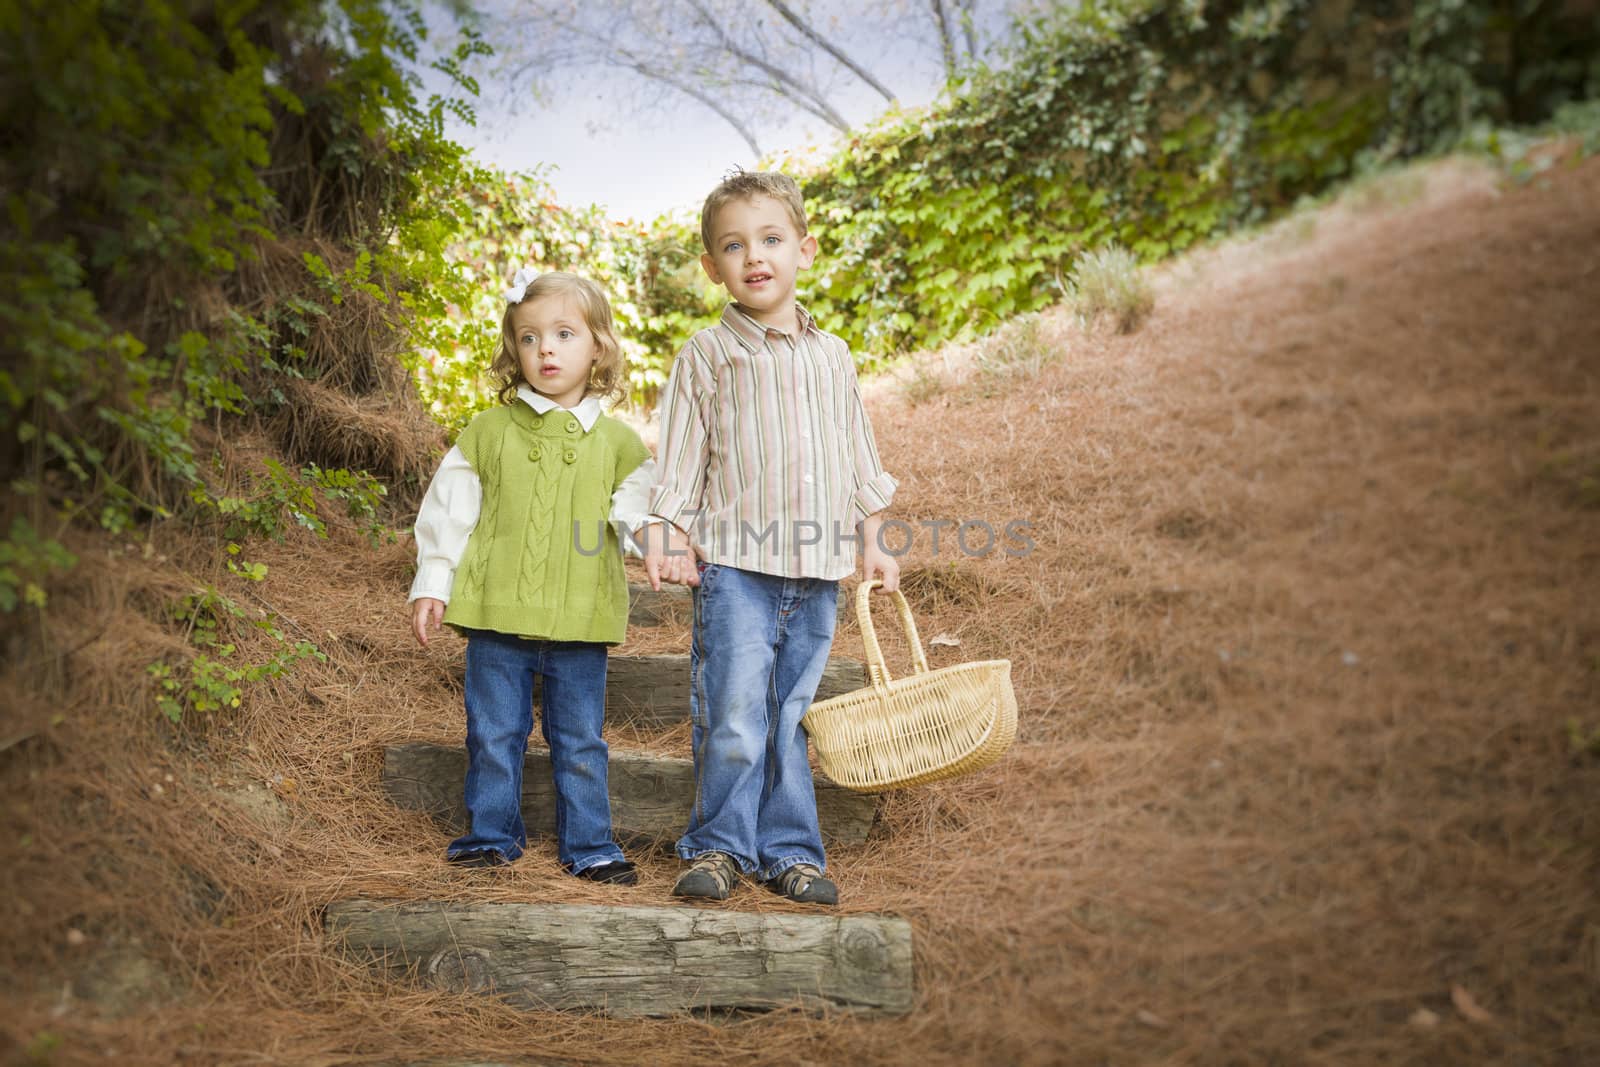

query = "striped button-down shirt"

[{"left": 647, "top": 303, "right": 897, "bottom": 580}]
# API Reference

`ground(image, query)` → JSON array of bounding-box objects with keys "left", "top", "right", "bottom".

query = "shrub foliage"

[
  {"left": 789, "top": 0, "right": 1599, "bottom": 357},
  {"left": 0, "top": 0, "right": 1593, "bottom": 641}
]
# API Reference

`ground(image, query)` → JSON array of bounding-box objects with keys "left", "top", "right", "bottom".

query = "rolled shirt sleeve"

[
  {"left": 845, "top": 368, "right": 897, "bottom": 525},
  {"left": 408, "top": 445, "right": 481, "bottom": 604}
]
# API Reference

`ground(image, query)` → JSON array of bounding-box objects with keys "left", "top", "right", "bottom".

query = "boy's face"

[{"left": 700, "top": 194, "right": 817, "bottom": 328}]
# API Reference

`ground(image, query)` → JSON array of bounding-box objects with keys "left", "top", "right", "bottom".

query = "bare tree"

[
  {"left": 484, "top": 0, "right": 1014, "bottom": 157},
  {"left": 762, "top": 0, "right": 898, "bottom": 105},
  {"left": 928, "top": 0, "right": 988, "bottom": 80}
]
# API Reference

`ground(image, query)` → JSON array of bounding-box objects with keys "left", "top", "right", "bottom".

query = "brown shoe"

[
  {"left": 672, "top": 851, "right": 739, "bottom": 900},
  {"left": 765, "top": 863, "right": 837, "bottom": 905}
]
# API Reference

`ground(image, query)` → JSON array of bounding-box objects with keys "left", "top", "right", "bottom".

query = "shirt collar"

[
  {"left": 516, "top": 386, "right": 602, "bottom": 432},
  {"left": 721, "top": 302, "right": 817, "bottom": 352}
]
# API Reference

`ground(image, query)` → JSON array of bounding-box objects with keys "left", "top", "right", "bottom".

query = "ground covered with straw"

[{"left": 2, "top": 149, "right": 1597, "bottom": 1065}]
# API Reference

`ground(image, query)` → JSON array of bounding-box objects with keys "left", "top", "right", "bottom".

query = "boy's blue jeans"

[
  {"left": 677, "top": 563, "right": 839, "bottom": 882},
  {"left": 449, "top": 629, "right": 625, "bottom": 873}
]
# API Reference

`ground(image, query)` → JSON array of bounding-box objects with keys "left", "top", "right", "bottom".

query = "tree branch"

[
  {"left": 685, "top": 0, "right": 852, "bottom": 131},
  {"left": 929, "top": 0, "right": 957, "bottom": 80},
  {"left": 955, "top": 0, "right": 979, "bottom": 59},
  {"left": 762, "top": 0, "right": 898, "bottom": 103},
  {"left": 724, "top": 75, "right": 849, "bottom": 132},
  {"left": 628, "top": 60, "right": 766, "bottom": 156},
  {"left": 511, "top": 12, "right": 765, "bottom": 156}
]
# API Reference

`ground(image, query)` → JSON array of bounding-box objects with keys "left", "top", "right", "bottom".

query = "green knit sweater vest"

[{"left": 443, "top": 402, "right": 649, "bottom": 644}]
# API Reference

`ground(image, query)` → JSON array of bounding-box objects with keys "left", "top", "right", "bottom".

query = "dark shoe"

[
  {"left": 766, "top": 863, "right": 837, "bottom": 905},
  {"left": 672, "top": 851, "right": 739, "bottom": 900},
  {"left": 575, "top": 860, "right": 638, "bottom": 886},
  {"left": 448, "top": 849, "right": 510, "bottom": 869}
]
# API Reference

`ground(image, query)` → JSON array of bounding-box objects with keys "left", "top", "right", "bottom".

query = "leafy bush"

[
  {"left": 2, "top": 0, "right": 1592, "bottom": 633},
  {"left": 0, "top": 518, "right": 77, "bottom": 613},
  {"left": 974, "top": 314, "right": 1058, "bottom": 388},
  {"left": 901, "top": 363, "right": 947, "bottom": 407},
  {"left": 780, "top": 0, "right": 1597, "bottom": 359},
  {"left": 0, "top": 0, "right": 480, "bottom": 595},
  {"left": 1067, "top": 246, "right": 1154, "bottom": 333},
  {"left": 401, "top": 174, "right": 719, "bottom": 433},
  {"left": 148, "top": 586, "right": 324, "bottom": 722}
]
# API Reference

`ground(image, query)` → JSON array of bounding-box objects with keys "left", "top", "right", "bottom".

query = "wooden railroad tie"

[
  {"left": 383, "top": 742, "right": 879, "bottom": 846},
  {"left": 325, "top": 899, "right": 914, "bottom": 1017},
  {"left": 598, "top": 653, "right": 866, "bottom": 727},
  {"left": 627, "top": 582, "right": 854, "bottom": 631}
]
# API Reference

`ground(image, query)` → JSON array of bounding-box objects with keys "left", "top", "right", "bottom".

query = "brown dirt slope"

[{"left": 1, "top": 149, "right": 1596, "bottom": 1065}]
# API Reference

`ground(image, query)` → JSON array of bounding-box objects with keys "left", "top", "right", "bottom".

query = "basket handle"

[{"left": 855, "top": 579, "right": 931, "bottom": 690}]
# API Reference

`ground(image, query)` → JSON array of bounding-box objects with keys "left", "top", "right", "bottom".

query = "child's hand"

[
  {"left": 863, "top": 544, "right": 900, "bottom": 593},
  {"left": 860, "top": 514, "right": 900, "bottom": 593},
  {"left": 412, "top": 597, "right": 446, "bottom": 647},
  {"left": 640, "top": 522, "right": 700, "bottom": 590}
]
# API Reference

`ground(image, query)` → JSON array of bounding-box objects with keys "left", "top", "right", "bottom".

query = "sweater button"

[
  {"left": 562, "top": 448, "right": 578, "bottom": 465},
  {"left": 528, "top": 445, "right": 543, "bottom": 461},
  {"left": 565, "top": 418, "right": 579, "bottom": 434}
]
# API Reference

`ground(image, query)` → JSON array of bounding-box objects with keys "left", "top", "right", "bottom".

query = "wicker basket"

[{"left": 801, "top": 580, "right": 1017, "bottom": 792}]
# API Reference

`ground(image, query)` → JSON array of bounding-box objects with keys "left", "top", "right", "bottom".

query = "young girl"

[{"left": 408, "top": 270, "right": 651, "bottom": 884}]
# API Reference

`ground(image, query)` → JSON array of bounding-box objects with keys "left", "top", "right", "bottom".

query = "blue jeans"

[
  {"left": 450, "top": 629, "right": 625, "bottom": 873},
  {"left": 678, "top": 563, "right": 840, "bottom": 882}
]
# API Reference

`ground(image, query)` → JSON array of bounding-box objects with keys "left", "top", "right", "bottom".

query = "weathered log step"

[
  {"left": 598, "top": 654, "right": 865, "bottom": 727},
  {"left": 384, "top": 742, "right": 878, "bottom": 846},
  {"left": 625, "top": 583, "right": 691, "bottom": 627},
  {"left": 627, "top": 582, "right": 852, "bottom": 628},
  {"left": 325, "top": 899, "right": 914, "bottom": 1017}
]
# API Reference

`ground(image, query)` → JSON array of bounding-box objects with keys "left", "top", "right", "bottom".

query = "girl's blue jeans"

[
  {"left": 449, "top": 629, "right": 625, "bottom": 873},
  {"left": 677, "top": 563, "right": 840, "bottom": 882}
]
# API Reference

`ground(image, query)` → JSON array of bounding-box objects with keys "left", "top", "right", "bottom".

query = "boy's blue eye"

[
  {"left": 724, "top": 241, "right": 741, "bottom": 253},
  {"left": 558, "top": 329, "right": 574, "bottom": 340},
  {"left": 764, "top": 235, "right": 780, "bottom": 245}
]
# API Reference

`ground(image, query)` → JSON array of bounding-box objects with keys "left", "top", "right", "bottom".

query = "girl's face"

[{"left": 512, "top": 293, "right": 598, "bottom": 408}]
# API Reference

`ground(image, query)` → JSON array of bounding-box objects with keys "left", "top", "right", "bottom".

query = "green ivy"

[
  {"left": 778, "top": 0, "right": 1597, "bottom": 358},
  {"left": 399, "top": 171, "right": 720, "bottom": 432},
  {"left": 0, "top": 517, "right": 77, "bottom": 613},
  {"left": 148, "top": 585, "right": 324, "bottom": 722},
  {"left": 304, "top": 463, "right": 394, "bottom": 545},
  {"left": 0, "top": 0, "right": 475, "bottom": 605},
  {"left": 190, "top": 459, "right": 394, "bottom": 545}
]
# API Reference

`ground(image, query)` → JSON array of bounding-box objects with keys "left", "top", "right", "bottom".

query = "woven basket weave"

[{"left": 802, "top": 580, "right": 1017, "bottom": 792}]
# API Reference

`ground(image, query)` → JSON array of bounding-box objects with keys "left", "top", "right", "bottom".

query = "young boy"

[{"left": 637, "top": 170, "right": 899, "bottom": 906}]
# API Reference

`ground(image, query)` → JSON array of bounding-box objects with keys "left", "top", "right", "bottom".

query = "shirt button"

[{"left": 803, "top": 474, "right": 814, "bottom": 484}]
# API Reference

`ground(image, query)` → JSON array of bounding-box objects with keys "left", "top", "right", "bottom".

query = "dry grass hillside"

[{"left": 1, "top": 147, "right": 1597, "bottom": 1066}]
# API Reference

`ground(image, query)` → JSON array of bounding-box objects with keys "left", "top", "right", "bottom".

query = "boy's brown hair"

[
  {"left": 699, "top": 169, "right": 808, "bottom": 252},
  {"left": 489, "top": 271, "right": 626, "bottom": 406}
]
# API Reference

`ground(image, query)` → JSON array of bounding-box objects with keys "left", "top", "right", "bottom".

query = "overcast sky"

[
  {"left": 421, "top": 3, "right": 1018, "bottom": 220},
  {"left": 439, "top": 83, "right": 797, "bottom": 222}
]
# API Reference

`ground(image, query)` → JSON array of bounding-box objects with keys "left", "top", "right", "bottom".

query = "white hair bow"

[{"left": 503, "top": 267, "right": 538, "bottom": 305}]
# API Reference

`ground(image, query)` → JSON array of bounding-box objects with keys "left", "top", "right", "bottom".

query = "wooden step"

[
  {"left": 383, "top": 742, "right": 878, "bottom": 846},
  {"left": 627, "top": 582, "right": 851, "bottom": 628},
  {"left": 601, "top": 654, "right": 865, "bottom": 727},
  {"left": 626, "top": 583, "right": 691, "bottom": 627},
  {"left": 325, "top": 899, "right": 914, "bottom": 1017}
]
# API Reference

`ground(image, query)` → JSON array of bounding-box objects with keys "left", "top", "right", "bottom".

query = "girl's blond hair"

[{"left": 489, "top": 271, "right": 626, "bottom": 406}]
